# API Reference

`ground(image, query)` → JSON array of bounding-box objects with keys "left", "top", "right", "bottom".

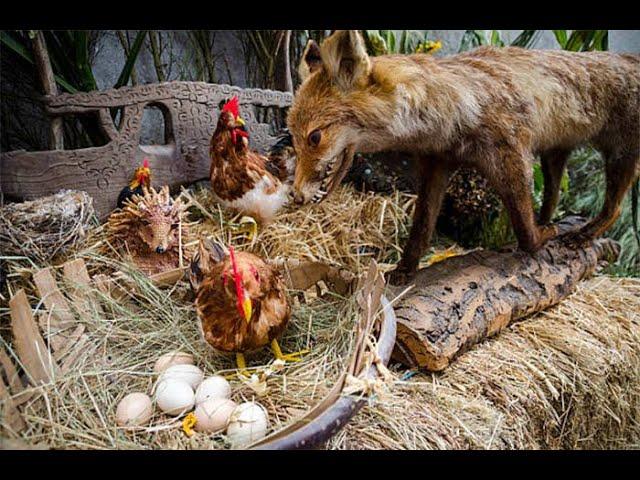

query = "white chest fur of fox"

[{"left": 213, "top": 175, "right": 290, "bottom": 224}]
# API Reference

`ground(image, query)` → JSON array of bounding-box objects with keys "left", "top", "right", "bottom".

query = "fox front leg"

[{"left": 389, "top": 158, "right": 453, "bottom": 285}]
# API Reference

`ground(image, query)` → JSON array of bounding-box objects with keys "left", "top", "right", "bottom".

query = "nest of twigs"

[{"left": 0, "top": 190, "right": 95, "bottom": 264}]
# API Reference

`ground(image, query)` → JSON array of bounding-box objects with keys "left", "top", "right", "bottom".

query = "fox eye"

[{"left": 307, "top": 129, "right": 321, "bottom": 147}]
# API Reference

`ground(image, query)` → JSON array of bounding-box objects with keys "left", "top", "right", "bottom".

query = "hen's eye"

[{"left": 307, "top": 129, "right": 321, "bottom": 147}]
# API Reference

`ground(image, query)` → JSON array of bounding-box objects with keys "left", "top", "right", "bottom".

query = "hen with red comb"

[
  {"left": 117, "top": 158, "right": 152, "bottom": 209},
  {"left": 209, "top": 96, "right": 291, "bottom": 230},
  {"left": 189, "top": 239, "right": 306, "bottom": 375}
]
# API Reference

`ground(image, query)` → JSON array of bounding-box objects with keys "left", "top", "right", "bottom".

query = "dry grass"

[
  {"left": 331, "top": 276, "right": 640, "bottom": 450},
  {"left": 2, "top": 184, "right": 639, "bottom": 449}
]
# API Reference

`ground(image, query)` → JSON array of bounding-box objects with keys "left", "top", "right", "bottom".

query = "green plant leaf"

[
  {"left": 552, "top": 30, "right": 567, "bottom": 48},
  {"left": 511, "top": 30, "right": 540, "bottom": 48},
  {"left": 114, "top": 30, "right": 147, "bottom": 88},
  {"left": 0, "top": 31, "right": 78, "bottom": 93}
]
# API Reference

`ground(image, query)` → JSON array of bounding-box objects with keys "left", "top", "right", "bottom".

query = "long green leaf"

[
  {"left": 511, "top": 30, "right": 540, "bottom": 48},
  {"left": 0, "top": 31, "right": 78, "bottom": 93},
  {"left": 114, "top": 30, "right": 148, "bottom": 88},
  {"left": 552, "top": 30, "right": 567, "bottom": 48}
]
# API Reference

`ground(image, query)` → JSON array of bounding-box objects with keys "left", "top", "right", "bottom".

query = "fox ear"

[
  {"left": 298, "top": 40, "right": 323, "bottom": 82},
  {"left": 320, "top": 30, "right": 371, "bottom": 90}
]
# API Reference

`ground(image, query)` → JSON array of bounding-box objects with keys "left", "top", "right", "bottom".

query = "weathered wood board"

[{"left": 1, "top": 82, "right": 292, "bottom": 219}]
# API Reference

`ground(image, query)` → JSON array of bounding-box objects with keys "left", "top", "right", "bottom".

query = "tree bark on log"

[{"left": 391, "top": 217, "right": 621, "bottom": 371}]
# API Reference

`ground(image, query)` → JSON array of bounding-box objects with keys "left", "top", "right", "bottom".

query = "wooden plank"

[
  {"left": 60, "top": 336, "right": 91, "bottom": 374},
  {"left": 33, "top": 268, "right": 75, "bottom": 327},
  {"left": 0, "top": 348, "right": 35, "bottom": 407},
  {"left": 9, "top": 290, "right": 58, "bottom": 385},
  {"left": 37, "top": 312, "right": 69, "bottom": 352},
  {"left": 63, "top": 258, "right": 101, "bottom": 315},
  {"left": 0, "top": 349, "right": 24, "bottom": 397},
  {"left": 0, "top": 375, "right": 26, "bottom": 433}
]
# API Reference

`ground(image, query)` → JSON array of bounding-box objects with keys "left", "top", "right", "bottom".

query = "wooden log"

[{"left": 391, "top": 218, "right": 621, "bottom": 371}]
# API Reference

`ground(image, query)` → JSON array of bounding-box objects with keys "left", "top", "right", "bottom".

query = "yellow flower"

[
  {"left": 416, "top": 40, "right": 442, "bottom": 54},
  {"left": 182, "top": 412, "right": 197, "bottom": 437}
]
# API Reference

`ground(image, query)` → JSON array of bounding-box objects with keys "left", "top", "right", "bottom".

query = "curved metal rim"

[{"left": 252, "top": 295, "right": 397, "bottom": 450}]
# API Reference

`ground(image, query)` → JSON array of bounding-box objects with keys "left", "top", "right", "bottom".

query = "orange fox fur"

[{"left": 287, "top": 30, "right": 640, "bottom": 283}]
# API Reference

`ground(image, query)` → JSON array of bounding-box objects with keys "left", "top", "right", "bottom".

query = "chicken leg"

[{"left": 271, "top": 339, "right": 309, "bottom": 363}]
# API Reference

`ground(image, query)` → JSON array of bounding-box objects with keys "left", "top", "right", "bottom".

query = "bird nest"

[
  {"left": 2, "top": 184, "right": 639, "bottom": 449},
  {"left": 0, "top": 190, "right": 95, "bottom": 265}
]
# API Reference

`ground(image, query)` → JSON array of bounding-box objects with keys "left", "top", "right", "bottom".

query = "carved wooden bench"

[{"left": 0, "top": 82, "right": 293, "bottom": 219}]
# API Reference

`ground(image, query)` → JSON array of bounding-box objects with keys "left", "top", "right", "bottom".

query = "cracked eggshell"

[
  {"left": 116, "top": 392, "right": 153, "bottom": 427},
  {"left": 153, "top": 351, "right": 194, "bottom": 373},
  {"left": 155, "top": 379, "right": 195, "bottom": 416},
  {"left": 226, "top": 402, "right": 269, "bottom": 448},
  {"left": 159, "top": 364, "right": 204, "bottom": 390},
  {"left": 195, "top": 376, "right": 231, "bottom": 405},
  {"left": 194, "top": 398, "right": 237, "bottom": 433}
]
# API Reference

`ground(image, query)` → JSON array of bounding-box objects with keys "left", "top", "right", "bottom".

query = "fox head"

[{"left": 287, "top": 30, "right": 394, "bottom": 205}]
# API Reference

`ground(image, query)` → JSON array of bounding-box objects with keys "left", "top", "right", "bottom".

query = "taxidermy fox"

[{"left": 287, "top": 30, "right": 640, "bottom": 284}]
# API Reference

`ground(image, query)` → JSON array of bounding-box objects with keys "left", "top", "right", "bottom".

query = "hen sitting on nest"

[
  {"left": 107, "top": 186, "right": 194, "bottom": 277},
  {"left": 189, "top": 239, "right": 306, "bottom": 375}
]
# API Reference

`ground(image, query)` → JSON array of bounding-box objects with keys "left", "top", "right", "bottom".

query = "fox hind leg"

[{"left": 576, "top": 151, "right": 639, "bottom": 241}]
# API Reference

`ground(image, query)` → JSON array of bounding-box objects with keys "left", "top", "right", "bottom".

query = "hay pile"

[
  {"left": 185, "top": 184, "right": 416, "bottom": 275},
  {"left": 2, "top": 184, "right": 639, "bottom": 449},
  {"left": 332, "top": 276, "right": 640, "bottom": 449}
]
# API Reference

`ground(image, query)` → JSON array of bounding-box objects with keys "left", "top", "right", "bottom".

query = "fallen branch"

[{"left": 391, "top": 217, "right": 621, "bottom": 371}]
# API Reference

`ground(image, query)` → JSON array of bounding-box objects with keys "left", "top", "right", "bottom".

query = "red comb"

[
  {"left": 143, "top": 158, "right": 149, "bottom": 168},
  {"left": 228, "top": 246, "right": 245, "bottom": 317},
  {"left": 221, "top": 96, "right": 240, "bottom": 119}
]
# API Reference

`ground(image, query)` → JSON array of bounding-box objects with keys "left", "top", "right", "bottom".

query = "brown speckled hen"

[
  {"left": 189, "top": 239, "right": 304, "bottom": 374},
  {"left": 209, "top": 97, "right": 291, "bottom": 229}
]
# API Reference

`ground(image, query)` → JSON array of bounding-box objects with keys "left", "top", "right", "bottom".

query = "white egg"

[
  {"left": 226, "top": 402, "right": 269, "bottom": 448},
  {"left": 194, "top": 398, "right": 237, "bottom": 433},
  {"left": 195, "top": 376, "right": 231, "bottom": 405},
  {"left": 159, "top": 364, "right": 204, "bottom": 390},
  {"left": 115, "top": 392, "right": 153, "bottom": 427},
  {"left": 155, "top": 379, "right": 195, "bottom": 416},
  {"left": 153, "top": 351, "right": 194, "bottom": 373}
]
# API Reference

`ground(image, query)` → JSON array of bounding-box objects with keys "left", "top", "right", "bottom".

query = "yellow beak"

[
  {"left": 236, "top": 117, "right": 245, "bottom": 127},
  {"left": 242, "top": 297, "right": 252, "bottom": 323}
]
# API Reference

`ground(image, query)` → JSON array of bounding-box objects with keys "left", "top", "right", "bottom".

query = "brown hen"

[
  {"left": 209, "top": 97, "right": 290, "bottom": 232},
  {"left": 189, "top": 239, "right": 304, "bottom": 374}
]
